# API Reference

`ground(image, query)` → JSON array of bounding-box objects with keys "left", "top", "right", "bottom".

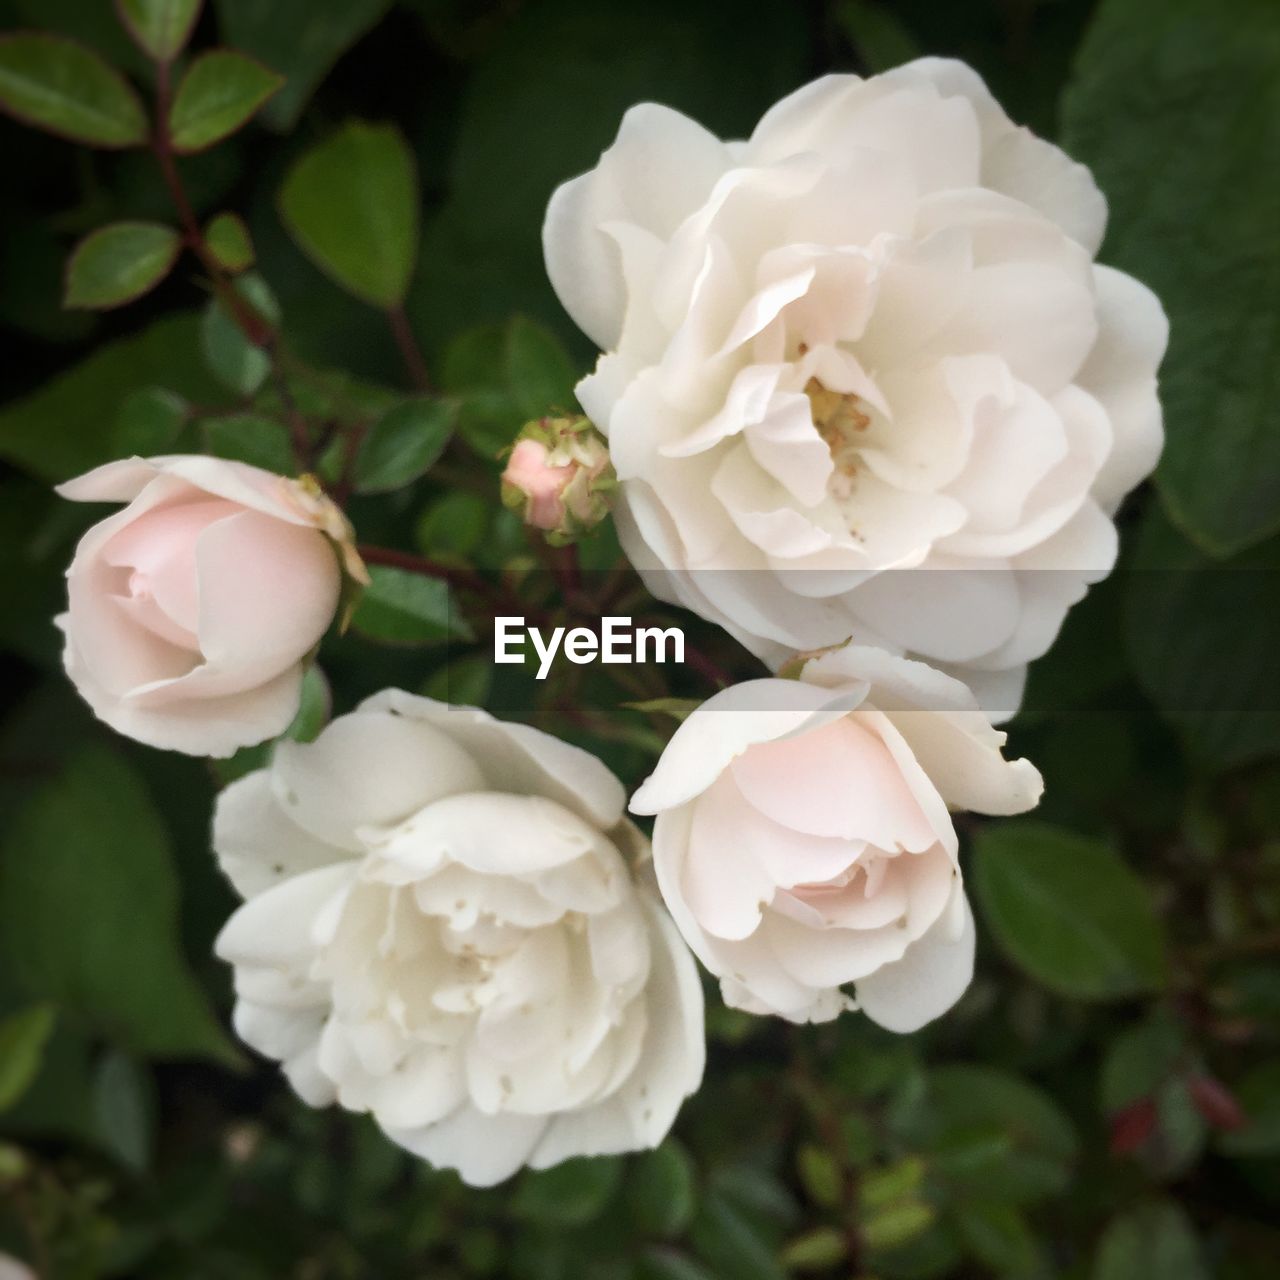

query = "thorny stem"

[{"left": 150, "top": 59, "right": 310, "bottom": 466}]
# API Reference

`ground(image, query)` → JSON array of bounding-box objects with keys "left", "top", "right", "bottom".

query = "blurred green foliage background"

[{"left": 0, "top": 0, "right": 1278, "bottom": 1276}]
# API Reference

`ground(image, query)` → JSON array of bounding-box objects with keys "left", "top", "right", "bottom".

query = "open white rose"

[
  {"left": 213, "top": 690, "right": 704, "bottom": 1186},
  {"left": 630, "top": 647, "right": 1042, "bottom": 1031},
  {"left": 545, "top": 58, "right": 1167, "bottom": 714},
  {"left": 57, "top": 456, "right": 360, "bottom": 757}
]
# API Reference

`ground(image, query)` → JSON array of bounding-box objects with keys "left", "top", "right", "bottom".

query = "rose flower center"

[{"left": 805, "top": 377, "right": 870, "bottom": 500}]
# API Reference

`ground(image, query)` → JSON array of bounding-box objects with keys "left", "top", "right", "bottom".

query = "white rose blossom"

[
  {"left": 213, "top": 690, "right": 705, "bottom": 1186},
  {"left": 630, "top": 646, "right": 1043, "bottom": 1031},
  {"left": 544, "top": 58, "right": 1167, "bottom": 714}
]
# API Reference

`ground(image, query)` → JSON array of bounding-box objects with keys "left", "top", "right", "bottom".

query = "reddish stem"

[{"left": 387, "top": 303, "right": 431, "bottom": 392}]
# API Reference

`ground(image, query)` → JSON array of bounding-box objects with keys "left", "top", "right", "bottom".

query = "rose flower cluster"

[{"left": 56, "top": 60, "right": 1164, "bottom": 1185}]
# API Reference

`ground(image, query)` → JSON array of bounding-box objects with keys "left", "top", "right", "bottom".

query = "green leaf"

[
  {"left": 861, "top": 1202, "right": 935, "bottom": 1253},
  {"left": 1061, "top": 0, "right": 1280, "bottom": 556},
  {"left": 0, "top": 747, "right": 237, "bottom": 1064},
  {"left": 278, "top": 121, "right": 417, "bottom": 308},
  {"left": 407, "top": 0, "right": 806, "bottom": 354},
  {"left": 779, "top": 1227, "right": 846, "bottom": 1271},
  {"left": 861, "top": 1157, "right": 925, "bottom": 1210},
  {"left": 354, "top": 397, "right": 456, "bottom": 494},
  {"left": 168, "top": 49, "right": 283, "bottom": 153},
  {"left": 1100, "top": 1009, "right": 1184, "bottom": 1111},
  {"left": 629, "top": 1142, "right": 697, "bottom": 1238},
  {"left": 973, "top": 821, "right": 1167, "bottom": 999},
  {"left": 419, "top": 655, "right": 491, "bottom": 709},
  {"left": 212, "top": 664, "right": 330, "bottom": 786},
  {"left": 92, "top": 1049, "right": 155, "bottom": 1172},
  {"left": 351, "top": 566, "right": 472, "bottom": 646},
  {"left": 637, "top": 1252, "right": 717, "bottom": 1280},
  {"left": 1218, "top": 1063, "right": 1280, "bottom": 1156},
  {"left": 1125, "top": 508, "right": 1280, "bottom": 770},
  {"left": 109, "top": 386, "right": 190, "bottom": 455},
  {"left": 955, "top": 1202, "right": 1038, "bottom": 1275},
  {"left": 116, "top": 0, "right": 203, "bottom": 61},
  {"left": 505, "top": 315, "right": 577, "bottom": 419},
  {"left": 0, "top": 313, "right": 228, "bottom": 481},
  {"left": 621, "top": 697, "right": 701, "bottom": 724},
  {"left": 0, "top": 32, "right": 148, "bottom": 146},
  {"left": 415, "top": 492, "right": 488, "bottom": 558},
  {"left": 213, "top": 0, "right": 390, "bottom": 130},
  {"left": 0, "top": 1003, "right": 55, "bottom": 1112},
  {"left": 200, "top": 272, "right": 279, "bottom": 395},
  {"left": 64, "top": 220, "right": 181, "bottom": 310},
  {"left": 204, "top": 210, "right": 254, "bottom": 272},
  {"left": 202, "top": 413, "right": 294, "bottom": 473},
  {"left": 795, "top": 1145, "right": 842, "bottom": 1209},
  {"left": 834, "top": 0, "right": 921, "bottom": 72},
  {"left": 690, "top": 1192, "right": 787, "bottom": 1280},
  {"left": 511, "top": 1156, "right": 623, "bottom": 1227},
  {"left": 909, "top": 1065, "right": 1078, "bottom": 1206},
  {"left": 1093, "top": 1200, "right": 1209, "bottom": 1280}
]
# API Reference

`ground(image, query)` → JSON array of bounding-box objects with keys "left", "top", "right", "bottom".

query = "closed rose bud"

[
  {"left": 56, "top": 456, "right": 365, "bottom": 758},
  {"left": 501, "top": 416, "right": 615, "bottom": 545}
]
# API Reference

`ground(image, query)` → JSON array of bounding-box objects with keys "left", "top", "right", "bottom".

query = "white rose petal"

[
  {"left": 213, "top": 692, "right": 704, "bottom": 1187},
  {"left": 633, "top": 648, "right": 1042, "bottom": 1030},
  {"left": 545, "top": 58, "right": 1167, "bottom": 718}
]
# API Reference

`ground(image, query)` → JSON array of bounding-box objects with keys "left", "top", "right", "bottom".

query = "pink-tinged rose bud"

[
  {"left": 501, "top": 416, "right": 615, "bottom": 545},
  {"left": 56, "top": 455, "right": 365, "bottom": 758}
]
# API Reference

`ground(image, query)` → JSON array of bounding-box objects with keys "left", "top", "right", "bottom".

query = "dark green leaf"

[
  {"left": 354, "top": 397, "right": 456, "bottom": 494},
  {"left": 116, "top": 0, "right": 203, "bottom": 61},
  {"left": 0, "top": 32, "right": 148, "bottom": 146},
  {"left": 1093, "top": 1199, "right": 1209, "bottom": 1280},
  {"left": 1061, "top": 0, "right": 1280, "bottom": 555},
  {"left": 834, "top": 0, "right": 921, "bottom": 72},
  {"left": 1100, "top": 1010, "right": 1184, "bottom": 1111},
  {"left": 168, "top": 49, "right": 283, "bottom": 153},
  {"left": 212, "top": 664, "right": 330, "bottom": 786},
  {"left": 202, "top": 413, "right": 294, "bottom": 473},
  {"left": 690, "top": 1192, "right": 787, "bottom": 1280},
  {"left": 351, "top": 566, "right": 471, "bottom": 646},
  {"left": 419, "top": 655, "right": 491, "bottom": 709},
  {"left": 64, "top": 220, "right": 181, "bottom": 309},
  {"left": 505, "top": 316, "right": 577, "bottom": 419},
  {"left": 0, "top": 313, "right": 227, "bottom": 481},
  {"left": 407, "top": 0, "right": 806, "bottom": 354},
  {"left": 0, "top": 1003, "right": 55, "bottom": 1111},
  {"left": 0, "top": 747, "right": 237, "bottom": 1064},
  {"left": 213, "top": 0, "right": 391, "bottom": 130},
  {"left": 110, "top": 386, "right": 190, "bottom": 455},
  {"left": 1125, "top": 508, "right": 1280, "bottom": 770},
  {"left": 200, "top": 272, "right": 279, "bottom": 394},
  {"left": 415, "top": 491, "right": 488, "bottom": 558},
  {"left": 511, "top": 1156, "right": 623, "bottom": 1227},
  {"left": 204, "top": 210, "right": 254, "bottom": 272},
  {"left": 910, "top": 1065, "right": 1078, "bottom": 1206},
  {"left": 92, "top": 1049, "right": 155, "bottom": 1172},
  {"left": 629, "top": 1142, "right": 697, "bottom": 1238},
  {"left": 637, "top": 1252, "right": 717, "bottom": 1280},
  {"left": 973, "top": 821, "right": 1167, "bottom": 999},
  {"left": 955, "top": 1202, "right": 1038, "bottom": 1275},
  {"left": 278, "top": 121, "right": 417, "bottom": 308},
  {"left": 1219, "top": 1064, "right": 1280, "bottom": 1156}
]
